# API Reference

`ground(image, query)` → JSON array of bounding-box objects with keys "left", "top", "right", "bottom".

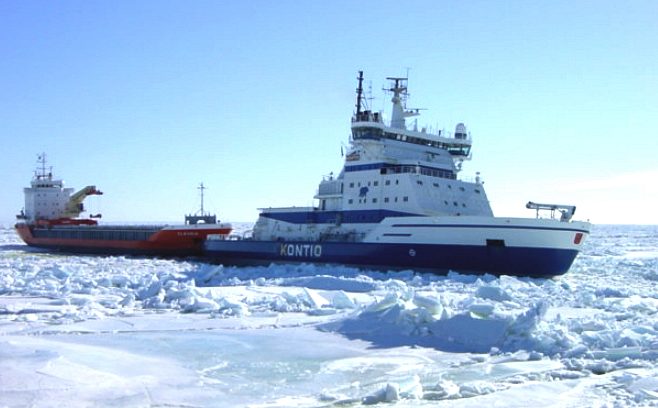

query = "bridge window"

[{"left": 352, "top": 127, "right": 384, "bottom": 140}]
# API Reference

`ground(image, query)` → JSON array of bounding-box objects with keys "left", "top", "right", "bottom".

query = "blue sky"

[{"left": 1, "top": 0, "right": 656, "bottom": 226}]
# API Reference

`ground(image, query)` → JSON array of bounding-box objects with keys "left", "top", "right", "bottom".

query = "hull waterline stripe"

[{"left": 391, "top": 223, "right": 590, "bottom": 234}]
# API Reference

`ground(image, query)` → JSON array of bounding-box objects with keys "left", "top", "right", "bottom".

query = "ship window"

[
  {"left": 433, "top": 183, "right": 439, "bottom": 187},
  {"left": 374, "top": 181, "right": 379, "bottom": 186},
  {"left": 395, "top": 197, "right": 398, "bottom": 202},
  {"left": 384, "top": 197, "right": 389, "bottom": 203},
  {"left": 460, "top": 187, "right": 465, "bottom": 191},
  {"left": 417, "top": 180, "right": 423, "bottom": 185},
  {"left": 448, "top": 185, "right": 452, "bottom": 189},
  {"left": 348, "top": 199, "right": 353, "bottom": 204},
  {"left": 358, "top": 182, "right": 361, "bottom": 187},
  {"left": 395, "top": 180, "right": 399, "bottom": 185},
  {"left": 462, "top": 203, "right": 467, "bottom": 207},
  {"left": 368, "top": 181, "right": 371, "bottom": 186},
  {"left": 349, "top": 182, "right": 354, "bottom": 188},
  {"left": 453, "top": 201, "right": 458, "bottom": 206},
  {"left": 444, "top": 200, "right": 449, "bottom": 205},
  {"left": 475, "top": 189, "right": 481, "bottom": 194},
  {"left": 372, "top": 198, "right": 377, "bottom": 203},
  {"left": 385, "top": 180, "right": 390, "bottom": 186},
  {"left": 403, "top": 196, "right": 409, "bottom": 202}
]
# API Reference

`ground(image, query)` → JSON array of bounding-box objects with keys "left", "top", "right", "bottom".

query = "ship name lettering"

[{"left": 280, "top": 243, "right": 322, "bottom": 258}]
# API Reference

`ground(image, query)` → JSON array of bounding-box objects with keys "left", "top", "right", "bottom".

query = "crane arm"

[
  {"left": 526, "top": 201, "right": 576, "bottom": 222},
  {"left": 62, "top": 186, "right": 103, "bottom": 218}
]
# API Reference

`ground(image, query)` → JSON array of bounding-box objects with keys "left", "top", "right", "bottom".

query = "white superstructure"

[
  {"left": 18, "top": 154, "right": 101, "bottom": 224},
  {"left": 253, "top": 73, "right": 496, "bottom": 241},
  {"left": 205, "top": 71, "right": 590, "bottom": 277}
]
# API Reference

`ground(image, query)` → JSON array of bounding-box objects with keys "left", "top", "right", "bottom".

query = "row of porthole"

[
  {"left": 348, "top": 196, "right": 409, "bottom": 205},
  {"left": 348, "top": 179, "right": 480, "bottom": 194},
  {"left": 445, "top": 200, "right": 467, "bottom": 208}
]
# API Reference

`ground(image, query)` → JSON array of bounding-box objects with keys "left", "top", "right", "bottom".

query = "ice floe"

[{"left": 1, "top": 225, "right": 658, "bottom": 406}]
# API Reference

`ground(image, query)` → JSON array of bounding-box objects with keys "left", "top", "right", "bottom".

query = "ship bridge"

[
  {"left": 351, "top": 72, "right": 472, "bottom": 159},
  {"left": 350, "top": 122, "right": 471, "bottom": 158}
]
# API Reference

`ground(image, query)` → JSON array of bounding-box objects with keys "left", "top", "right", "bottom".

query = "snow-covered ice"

[{"left": 1, "top": 224, "right": 658, "bottom": 407}]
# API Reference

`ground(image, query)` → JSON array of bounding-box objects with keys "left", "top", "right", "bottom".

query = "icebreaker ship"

[{"left": 205, "top": 72, "right": 590, "bottom": 277}]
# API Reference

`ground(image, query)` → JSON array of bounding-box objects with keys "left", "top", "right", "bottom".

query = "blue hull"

[{"left": 203, "top": 240, "right": 580, "bottom": 278}]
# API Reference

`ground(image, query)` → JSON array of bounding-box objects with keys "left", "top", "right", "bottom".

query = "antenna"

[
  {"left": 405, "top": 67, "right": 411, "bottom": 89},
  {"left": 366, "top": 80, "right": 374, "bottom": 111},
  {"left": 36, "top": 153, "right": 51, "bottom": 180},
  {"left": 198, "top": 183, "right": 207, "bottom": 216},
  {"left": 355, "top": 71, "right": 364, "bottom": 116},
  {"left": 185, "top": 182, "right": 217, "bottom": 225}
]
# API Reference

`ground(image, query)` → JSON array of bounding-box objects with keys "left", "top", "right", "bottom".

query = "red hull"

[{"left": 15, "top": 223, "right": 232, "bottom": 256}]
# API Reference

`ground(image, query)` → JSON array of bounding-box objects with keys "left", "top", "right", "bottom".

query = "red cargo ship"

[{"left": 15, "top": 154, "right": 231, "bottom": 256}]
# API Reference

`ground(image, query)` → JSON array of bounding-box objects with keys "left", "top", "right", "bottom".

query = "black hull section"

[{"left": 204, "top": 240, "right": 579, "bottom": 278}]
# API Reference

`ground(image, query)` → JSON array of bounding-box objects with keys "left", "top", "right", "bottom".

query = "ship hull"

[
  {"left": 204, "top": 217, "right": 590, "bottom": 278},
  {"left": 15, "top": 223, "right": 231, "bottom": 257}
]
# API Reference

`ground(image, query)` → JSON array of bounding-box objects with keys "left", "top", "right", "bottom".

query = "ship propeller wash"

[{"left": 204, "top": 72, "right": 591, "bottom": 277}]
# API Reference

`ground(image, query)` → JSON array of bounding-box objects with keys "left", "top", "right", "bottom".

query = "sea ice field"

[{"left": 1, "top": 224, "right": 658, "bottom": 407}]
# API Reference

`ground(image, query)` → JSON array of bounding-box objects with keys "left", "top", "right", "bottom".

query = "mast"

[
  {"left": 387, "top": 77, "right": 407, "bottom": 129},
  {"left": 198, "top": 182, "right": 207, "bottom": 216},
  {"left": 36, "top": 152, "right": 52, "bottom": 180},
  {"left": 355, "top": 70, "right": 364, "bottom": 116},
  {"left": 185, "top": 182, "right": 217, "bottom": 225}
]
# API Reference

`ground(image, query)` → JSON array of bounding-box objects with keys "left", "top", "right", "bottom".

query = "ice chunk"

[
  {"left": 366, "top": 292, "right": 400, "bottom": 313},
  {"left": 459, "top": 381, "right": 496, "bottom": 398},
  {"left": 303, "top": 288, "right": 329, "bottom": 309},
  {"left": 413, "top": 293, "right": 443, "bottom": 316},
  {"left": 428, "top": 313, "right": 509, "bottom": 353},
  {"left": 476, "top": 284, "right": 512, "bottom": 302},
  {"left": 469, "top": 303, "right": 495, "bottom": 317},
  {"left": 362, "top": 383, "right": 400, "bottom": 404},
  {"left": 434, "top": 379, "right": 460, "bottom": 399},
  {"left": 331, "top": 291, "right": 356, "bottom": 309},
  {"left": 397, "top": 374, "right": 423, "bottom": 399},
  {"left": 184, "top": 297, "right": 219, "bottom": 313}
]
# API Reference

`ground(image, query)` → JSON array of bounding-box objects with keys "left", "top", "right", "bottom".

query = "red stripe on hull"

[{"left": 14, "top": 223, "right": 231, "bottom": 256}]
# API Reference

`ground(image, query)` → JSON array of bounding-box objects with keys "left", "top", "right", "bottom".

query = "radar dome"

[{"left": 455, "top": 123, "right": 467, "bottom": 139}]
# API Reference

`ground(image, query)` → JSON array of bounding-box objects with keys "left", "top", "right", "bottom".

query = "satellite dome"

[{"left": 455, "top": 123, "right": 467, "bottom": 139}]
